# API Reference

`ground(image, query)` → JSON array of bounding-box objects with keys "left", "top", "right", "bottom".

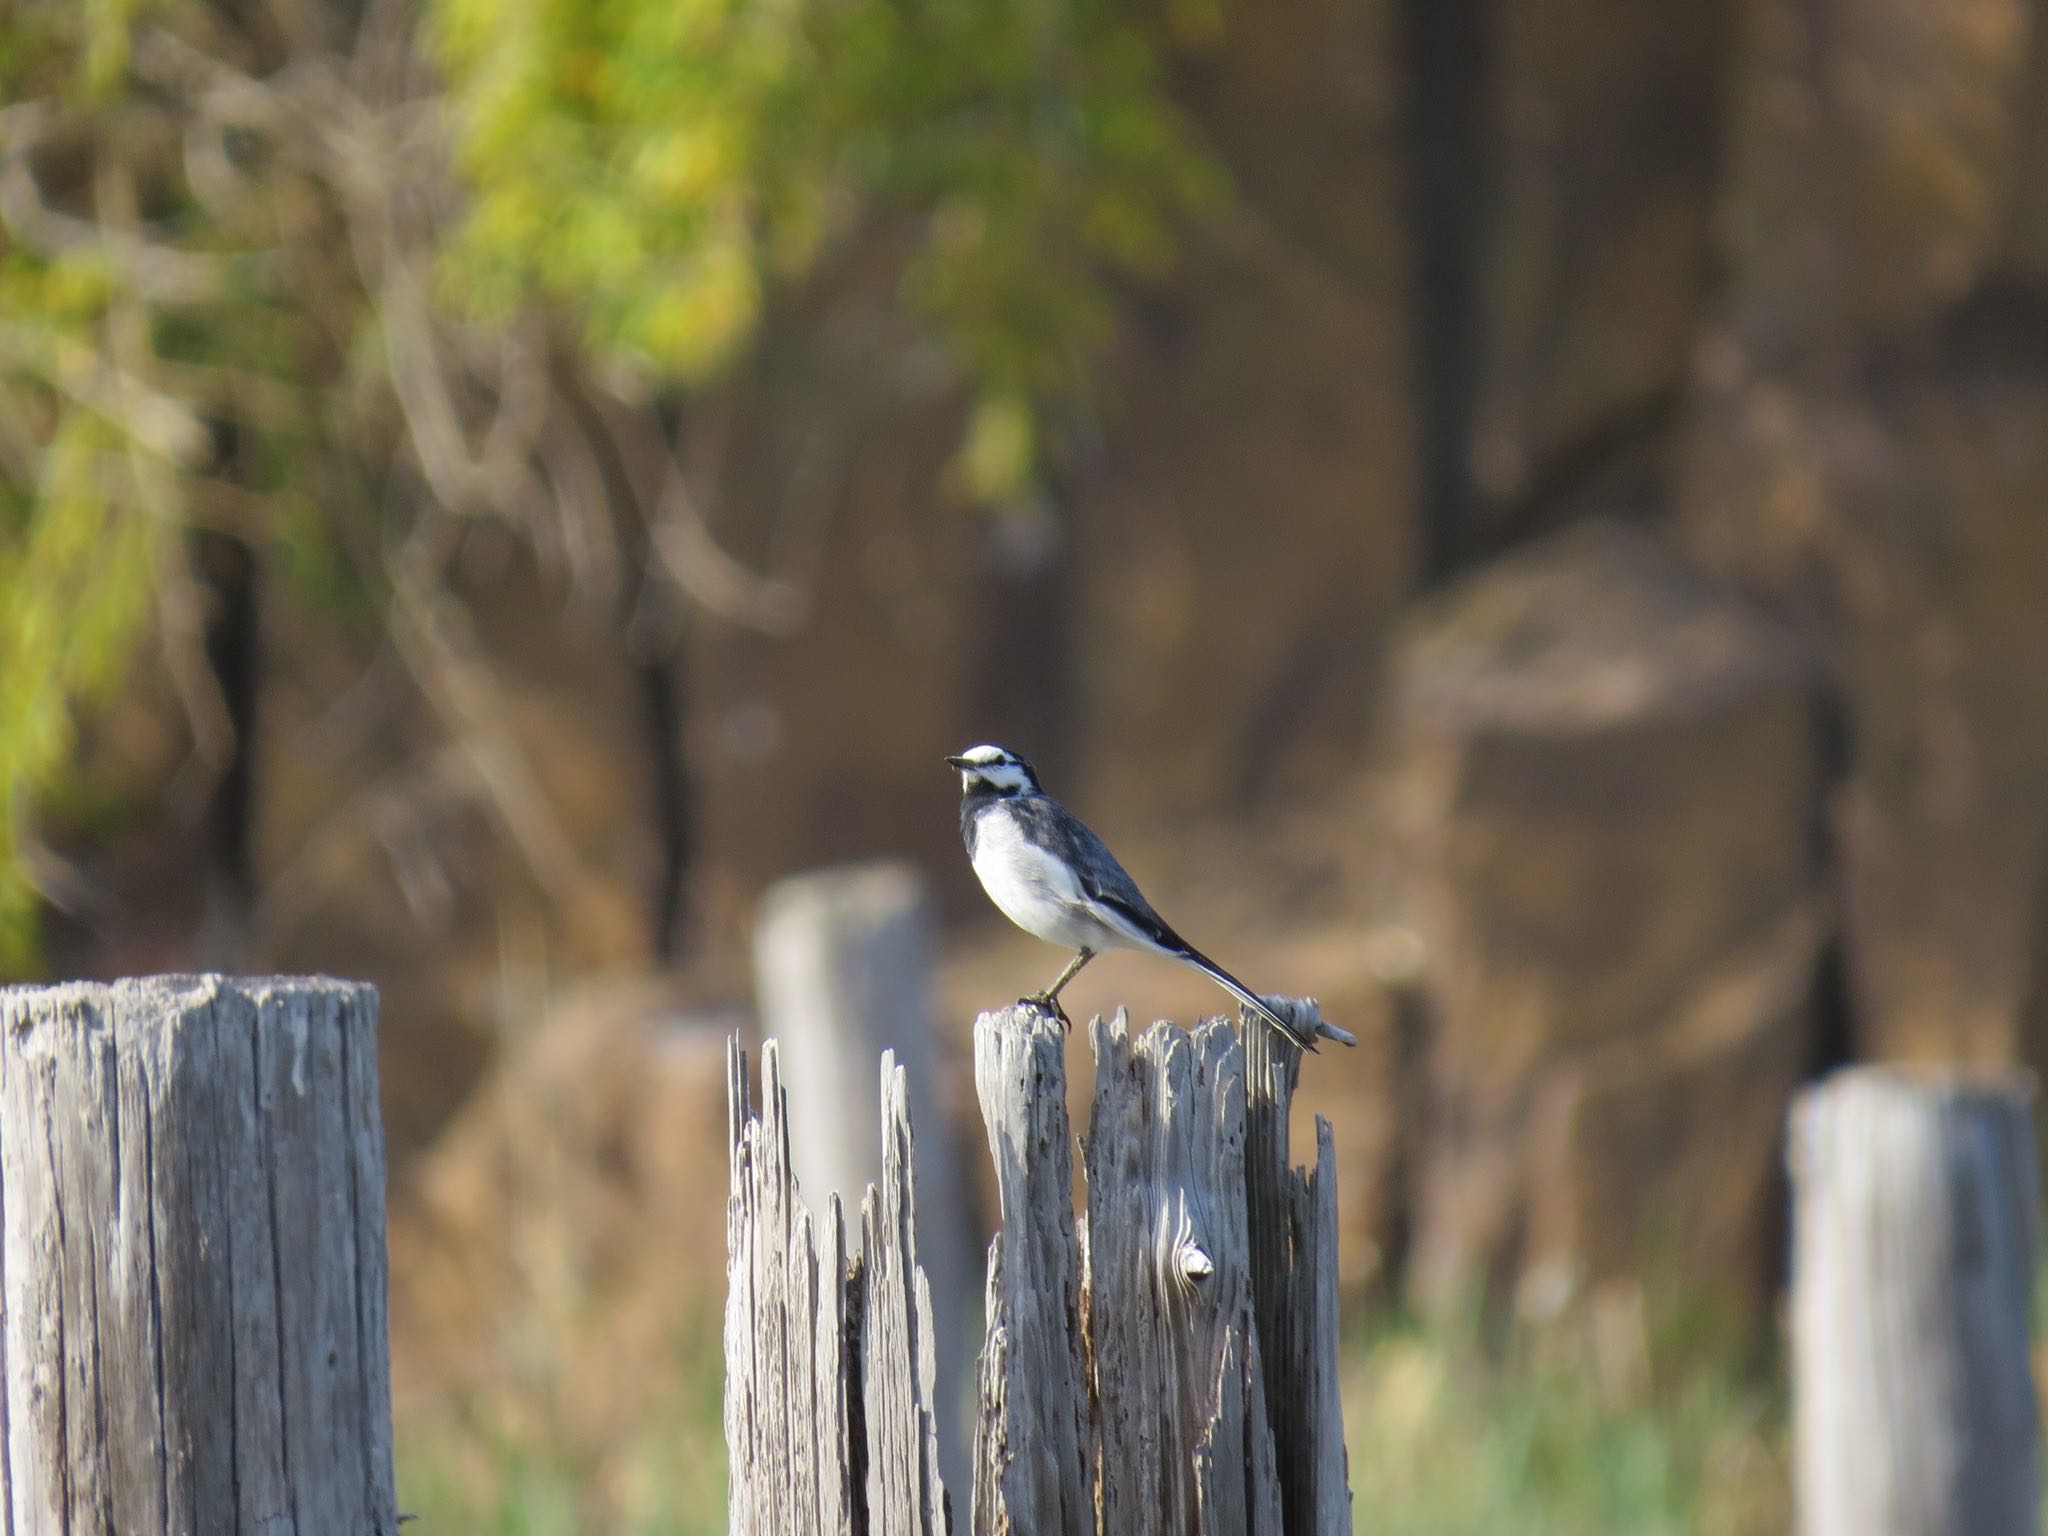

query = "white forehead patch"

[{"left": 958, "top": 744, "right": 1013, "bottom": 766}]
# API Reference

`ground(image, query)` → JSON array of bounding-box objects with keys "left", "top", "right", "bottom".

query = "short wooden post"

[
  {"left": 0, "top": 975, "right": 397, "bottom": 1536},
  {"left": 753, "top": 861, "right": 977, "bottom": 1491},
  {"left": 1790, "top": 1067, "right": 2042, "bottom": 1536}
]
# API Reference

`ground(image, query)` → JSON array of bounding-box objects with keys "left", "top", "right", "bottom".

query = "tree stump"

[
  {"left": 0, "top": 975, "right": 397, "bottom": 1536},
  {"left": 1790, "top": 1067, "right": 2042, "bottom": 1536}
]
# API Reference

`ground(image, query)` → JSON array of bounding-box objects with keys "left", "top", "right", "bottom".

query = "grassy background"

[
  {"left": 1345, "top": 1311, "right": 1786, "bottom": 1536},
  {"left": 396, "top": 1307, "right": 1789, "bottom": 1535}
]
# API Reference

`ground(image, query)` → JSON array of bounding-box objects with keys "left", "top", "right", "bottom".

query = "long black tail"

[{"left": 1178, "top": 949, "right": 1321, "bottom": 1052}]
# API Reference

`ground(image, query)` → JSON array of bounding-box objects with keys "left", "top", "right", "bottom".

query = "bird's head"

[{"left": 945, "top": 743, "right": 1040, "bottom": 798}]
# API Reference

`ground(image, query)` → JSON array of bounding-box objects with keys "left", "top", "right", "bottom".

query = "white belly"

[{"left": 970, "top": 812, "right": 1122, "bottom": 951}]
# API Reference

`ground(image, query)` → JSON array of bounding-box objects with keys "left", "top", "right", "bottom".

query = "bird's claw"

[{"left": 1019, "top": 993, "right": 1072, "bottom": 1030}]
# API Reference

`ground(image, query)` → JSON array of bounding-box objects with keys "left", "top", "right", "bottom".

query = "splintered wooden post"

[
  {"left": 970, "top": 1006, "right": 1093, "bottom": 1535},
  {"left": 972, "top": 1000, "right": 1351, "bottom": 1536},
  {"left": 725, "top": 1036, "right": 949, "bottom": 1536},
  {"left": 861, "top": 1050, "right": 952, "bottom": 1532},
  {"left": 1790, "top": 1068, "right": 2042, "bottom": 1536},
  {"left": 729, "top": 1000, "right": 1352, "bottom": 1536},
  {"left": 1244, "top": 1004, "right": 1352, "bottom": 1532},
  {"left": 753, "top": 862, "right": 976, "bottom": 1495},
  {"left": 1087, "top": 1011, "right": 1281, "bottom": 1531},
  {"left": 0, "top": 975, "right": 398, "bottom": 1536}
]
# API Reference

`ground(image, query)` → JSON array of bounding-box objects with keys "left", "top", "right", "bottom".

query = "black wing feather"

[
  {"left": 1005, "top": 796, "right": 1190, "bottom": 951},
  {"left": 994, "top": 795, "right": 1321, "bottom": 1051}
]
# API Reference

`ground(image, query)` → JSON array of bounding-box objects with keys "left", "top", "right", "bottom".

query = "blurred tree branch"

[{"left": 0, "top": 0, "right": 1223, "bottom": 967}]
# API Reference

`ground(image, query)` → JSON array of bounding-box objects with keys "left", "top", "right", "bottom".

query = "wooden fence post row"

[
  {"left": 724, "top": 1000, "right": 1353, "bottom": 1536},
  {"left": 0, "top": 976, "right": 398, "bottom": 1536},
  {"left": 1790, "top": 1067, "right": 2043, "bottom": 1536}
]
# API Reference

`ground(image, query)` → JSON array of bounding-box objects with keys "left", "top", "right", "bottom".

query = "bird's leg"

[
  {"left": 1020, "top": 947, "right": 1094, "bottom": 1029},
  {"left": 1046, "top": 946, "right": 1095, "bottom": 1002}
]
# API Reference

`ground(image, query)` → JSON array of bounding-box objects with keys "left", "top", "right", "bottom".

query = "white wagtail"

[{"left": 948, "top": 743, "right": 1323, "bottom": 1051}]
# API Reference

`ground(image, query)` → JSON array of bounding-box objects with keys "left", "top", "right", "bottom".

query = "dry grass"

[
  {"left": 396, "top": 1301, "right": 1788, "bottom": 1534},
  {"left": 1344, "top": 1303, "right": 1788, "bottom": 1536},
  {"left": 396, "top": 1326, "right": 728, "bottom": 1536}
]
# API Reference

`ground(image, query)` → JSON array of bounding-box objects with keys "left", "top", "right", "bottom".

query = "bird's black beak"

[{"left": 945, "top": 755, "right": 970, "bottom": 770}]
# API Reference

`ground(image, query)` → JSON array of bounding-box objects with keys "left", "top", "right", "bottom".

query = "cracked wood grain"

[
  {"left": 0, "top": 975, "right": 397, "bottom": 1536},
  {"left": 1084, "top": 1009, "right": 1284, "bottom": 1535},
  {"left": 969, "top": 1005, "right": 1091, "bottom": 1536},
  {"left": 1244, "top": 1004, "right": 1352, "bottom": 1536},
  {"left": 727, "top": 996, "right": 1353, "bottom": 1536},
  {"left": 725, "top": 1038, "right": 949, "bottom": 1536}
]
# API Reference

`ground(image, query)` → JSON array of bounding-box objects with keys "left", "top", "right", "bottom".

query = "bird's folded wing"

[{"left": 1081, "top": 887, "right": 1188, "bottom": 957}]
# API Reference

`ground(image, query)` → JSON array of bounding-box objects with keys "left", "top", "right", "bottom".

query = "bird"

[{"left": 947, "top": 743, "right": 1322, "bottom": 1051}]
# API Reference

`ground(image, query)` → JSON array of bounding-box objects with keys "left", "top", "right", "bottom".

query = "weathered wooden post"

[
  {"left": 969, "top": 1007, "right": 1093, "bottom": 1535},
  {"left": 753, "top": 861, "right": 977, "bottom": 1492},
  {"left": 1790, "top": 1067, "right": 2042, "bottom": 1536},
  {"left": 727, "top": 995, "right": 1354, "bottom": 1536},
  {"left": 976, "top": 1002, "right": 1351, "bottom": 1535},
  {"left": 0, "top": 975, "right": 398, "bottom": 1536},
  {"left": 725, "top": 1038, "right": 951, "bottom": 1535}
]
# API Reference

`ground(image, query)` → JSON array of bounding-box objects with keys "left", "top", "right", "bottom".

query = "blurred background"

[{"left": 5, "top": 0, "right": 2047, "bottom": 1528}]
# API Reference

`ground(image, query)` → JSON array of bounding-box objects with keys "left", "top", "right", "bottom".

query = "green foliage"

[
  {"left": 431, "top": 0, "right": 1223, "bottom": 500},
  {"left": 397, "top": 1333, "right": 728, "bottom": 1536},
  {"left": 399, "top": 1307, "right": 1789, "bottom": 1534},
  {"left": 0, "top": 0, "right": 1221, "bottom": 961},
  {"left": 0, "top": 2, "right": 365, "bottom": 969},
  {"left": 0, "top": 246, "right": 184, "bottom": 970},
  {"left": 0, "top": 416, "right": 164, "bottom": 968},
  {"left": 0, "top": 0, "right": 155, "bottom": 97},
  {"left": 1345, "top": 1310, "right": 1788, "bottom": 1536}
]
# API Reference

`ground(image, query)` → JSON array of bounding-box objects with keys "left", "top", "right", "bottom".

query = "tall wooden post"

[
  {"left": 0, "top": 975, "right": 398, "bottom": 1536},
  {"left": 1790, "top": 1067, "right": 2041, "bottom": 1536}
]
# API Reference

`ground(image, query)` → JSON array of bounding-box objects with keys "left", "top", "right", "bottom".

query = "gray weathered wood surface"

[
  {"left": 728, "top": 997, "right": 1353, "bottom": 1535},
  {"left": 978, "top": 1000, "right": 1350, "bottom": 1535},
  {"left": 0, "top": 975, "right": 397, "bottom": 1536},
  {"left": 725, "top": 1038, "right": 859, "bottom": 1534},
  {"left": 969, "top": 1007, "right": 1093, "bottom": 1536},
  {"left": 1790, "top": 1067, "right": 2042, "bottom": 1536},
  {"left": 1244, "top": 1003, "right": 1353, "bottom": 1533},
  {"left": 725, "top": 1036, "right": 951, "bottom": 1536},
  {"left": 753, "top": 861, "right": 975, "bottom": 1494}
]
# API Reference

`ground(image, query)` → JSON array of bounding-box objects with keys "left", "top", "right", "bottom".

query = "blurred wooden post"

[
  {"left": 753, "top": 861, "right": 976, "bottom": 1492},
  {"left": 1790, "top": 1068, "right": 2042, "bottom": 1536},
  {"left": 0, "top": 976, "right": 398, "bottom": 1536}
]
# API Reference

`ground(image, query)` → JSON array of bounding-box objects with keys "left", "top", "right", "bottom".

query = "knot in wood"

[{"left": 1160, "top": 1197, "right": 1214, "bottom": 1302}]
